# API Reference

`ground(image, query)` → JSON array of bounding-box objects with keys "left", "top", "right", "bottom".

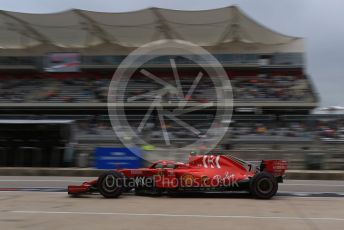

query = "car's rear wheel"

[
  {"left": 250, "top": 172, "right": 278, "bottom": 199},
  {"left": 98, "top": 171, "right": 124, "bottom": 198}
]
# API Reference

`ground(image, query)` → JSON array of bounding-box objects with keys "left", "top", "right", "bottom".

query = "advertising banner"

[{"left": 95, "top": 147, "right": 142, "bottom": 169}]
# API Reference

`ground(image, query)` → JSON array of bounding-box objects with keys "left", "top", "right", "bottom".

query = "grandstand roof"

[{"left": 0, "top": 6, "right": 302, "bottom": 51}]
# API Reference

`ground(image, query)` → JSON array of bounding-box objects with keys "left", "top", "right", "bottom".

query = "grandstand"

[
  {"left": 0, "top": 6, "right": 316, "bottom": 109},
  {"left": 2, "top": 6, "right": 339, "bottom": 169}
]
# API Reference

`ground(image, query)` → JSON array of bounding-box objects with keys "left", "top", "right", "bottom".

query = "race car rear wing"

[{"left": 260, "top": 160, "right": 288, "bottom": 177}]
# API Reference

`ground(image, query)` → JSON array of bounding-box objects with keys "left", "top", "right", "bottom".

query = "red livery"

[{"left": 68, "top": 154, "right": 287, "bottom": 199}]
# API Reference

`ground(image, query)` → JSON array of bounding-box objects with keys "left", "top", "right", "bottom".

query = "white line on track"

[
  {"left": 0, "top": 187, "right": 65, "bottom": 189},
  {"left": 10, "top": 210, "right": 344, "bottom": 221},
  {"left": 281, "top": 196, "right": 344, "bottom": 200},
  {"left": 282, "top": 184, "right": 344, "bottom": 187},
  {"left": 0, "top": 191, "right": 66, "bottom": 194},
  {"left": 279, "top": 190, "right": 344, "bottom": 194},
  {"left": 0, "top": 180, "right": 83, "bottom": 182}
]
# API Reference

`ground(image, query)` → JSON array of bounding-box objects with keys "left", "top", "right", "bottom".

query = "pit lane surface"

[{"left": 1, "top": 190, "right": 344, "bottom": 230}]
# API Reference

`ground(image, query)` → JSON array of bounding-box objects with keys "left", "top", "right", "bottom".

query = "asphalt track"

[{"left": 1, "top": 177, "right": 344, "bottom": 229}]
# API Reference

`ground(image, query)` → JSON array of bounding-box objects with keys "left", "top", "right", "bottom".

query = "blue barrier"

[{"left": 95, "top": 147, "right": 142, "bottom": 169}]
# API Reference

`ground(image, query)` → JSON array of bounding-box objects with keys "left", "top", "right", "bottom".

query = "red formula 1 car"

[{"left": 68, "top": 154, "right": 287, "bottom": 199}]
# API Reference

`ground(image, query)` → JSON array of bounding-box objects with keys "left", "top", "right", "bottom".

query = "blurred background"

[{"left": 0, "top": 0, "right": 343, "bottom": 171}]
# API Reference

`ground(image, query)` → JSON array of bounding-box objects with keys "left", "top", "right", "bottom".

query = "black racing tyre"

[
  {"left": 250, "top": 172, "right": 278, "bottom": 199},
  {"left": 98, "top": 171, "right": 124, "bottom": 198}
]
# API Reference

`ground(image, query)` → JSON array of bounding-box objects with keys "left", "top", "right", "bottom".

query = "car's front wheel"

[
  {"left": 98, "top": 171, "right": 124, "bottom": 198},
  {"left": 249, "top": 172, "right": 278, "bottom": 199}
]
